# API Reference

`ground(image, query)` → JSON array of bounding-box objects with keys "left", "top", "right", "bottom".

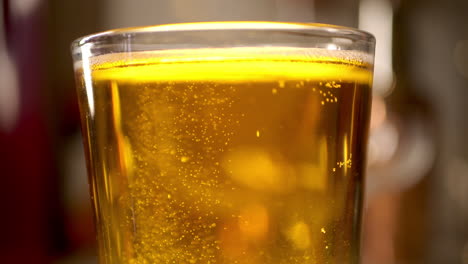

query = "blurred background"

[{"left": 1, "top": 0, "right": 467, "bottom": 263}]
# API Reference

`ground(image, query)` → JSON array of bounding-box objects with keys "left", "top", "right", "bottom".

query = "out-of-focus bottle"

[
  {"left": 0, "top": 0, "right": 58, "bottom": 262},
  {"left": 363, "top": 0, "right": 468, "bottom": 263}
]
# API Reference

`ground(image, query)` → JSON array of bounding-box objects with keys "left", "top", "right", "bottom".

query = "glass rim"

[{"left": 71, "top": 21, "right": 375, "bottom": 50}]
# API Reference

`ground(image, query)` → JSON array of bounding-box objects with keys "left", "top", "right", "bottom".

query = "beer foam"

[{"left": 74, "top": 47, "right": 373, "bottom": 70}]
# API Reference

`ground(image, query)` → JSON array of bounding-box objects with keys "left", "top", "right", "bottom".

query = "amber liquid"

[{"left": 76, "top": 48, "right": 372, "bottom": 264}]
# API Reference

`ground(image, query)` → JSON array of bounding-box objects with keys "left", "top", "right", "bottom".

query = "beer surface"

[{"left": 77, "top": 47, "right": 372, "bottom": 264}]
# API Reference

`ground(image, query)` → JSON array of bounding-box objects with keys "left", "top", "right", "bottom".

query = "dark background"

[{"left": 0, "top": 0, "right": 467, "bottom": 263}]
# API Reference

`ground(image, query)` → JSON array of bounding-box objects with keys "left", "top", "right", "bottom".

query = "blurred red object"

[{"left": 0, "top": 0, "right": 62, "bottom": 262}]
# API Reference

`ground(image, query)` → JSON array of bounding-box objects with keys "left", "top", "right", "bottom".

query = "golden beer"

[{"left": 76, "top": 47, "right": 372, "bottom": 264}]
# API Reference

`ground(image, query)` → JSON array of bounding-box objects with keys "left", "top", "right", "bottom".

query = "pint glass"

[{"left": 71, "top": 22, "right": 375, "bottom": 264}]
